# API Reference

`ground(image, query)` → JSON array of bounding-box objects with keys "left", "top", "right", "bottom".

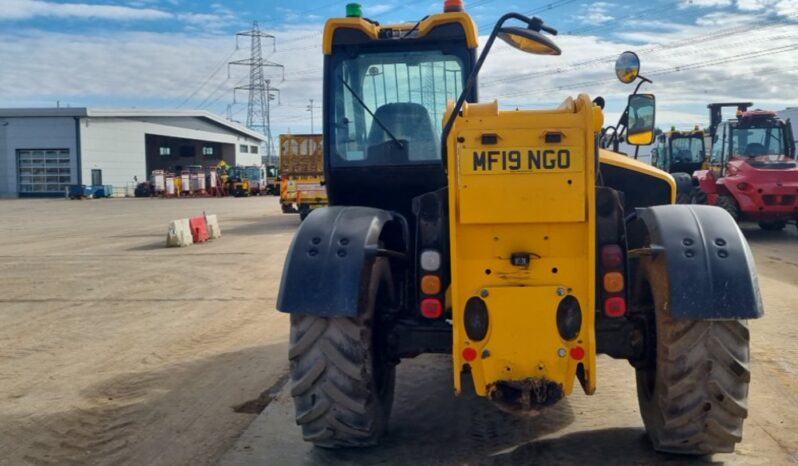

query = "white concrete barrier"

[
  {"left": 206, "top": 214, "right": 222, "bottom": 239},
  {"left": 166, "top": 218, "right": 193, "bottom": 247}
]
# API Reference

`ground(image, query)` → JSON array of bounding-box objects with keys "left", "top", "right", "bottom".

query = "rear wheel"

[
  {"left": 716, "top": 195, "right": 740, "bottom": 222},
  {"left": 672, "top": 173, "right": 692, "bottom": 204},
  {"left": 635, "top": 256, "right": 751, "bottom": 454},
  {"left": 298, "top": 205, "right": 311, "bottom": 221},
  {"left": 758, "top": 221, "right": 786, "bottom": 231},
  {"left": 690, "top": 186, "right": 708, "bottom": 205},
  {"left": 288, "top": 258, "right": 395, "bottom": 448}
]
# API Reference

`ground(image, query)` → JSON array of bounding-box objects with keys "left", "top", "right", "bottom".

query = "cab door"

[{"left": 710, "top": 123, "right": 727, "bottom": 177}]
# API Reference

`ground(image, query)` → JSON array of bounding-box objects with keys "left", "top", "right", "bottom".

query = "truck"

[
  {"left": 279, "top": 134, "right": 328, "bottom": 220},
  {"left": 276, "top": 2, "right": 762, "bottom": 455},
  {"left": 691, "top": 102, "right": 798, "bottom": 230}
]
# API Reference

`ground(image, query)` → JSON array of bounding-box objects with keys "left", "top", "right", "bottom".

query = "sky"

[{"left": 0, "top": 0, "right": 796, "bottom": 136}]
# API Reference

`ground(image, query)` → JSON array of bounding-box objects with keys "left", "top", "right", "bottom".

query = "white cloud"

[
  {"left": 0, "top": 0, "right": 172, "bottom": 21},
  {"left": 365, "top": 4, "right": 395, "bottom": 16},
  {"left": 0, "top": 0, "right": 236, "bottom": 28},
  {"left": 680, "top": 0, "right": 734, "bottom": 7},
  {"left": 695, "top": 11, "right": 754, "bottom": 25},
  {"left": 1, "top": 5, "right": 797, "bottom": 135},
  {"left": 578, "top": 2, "right": 615, "bottom": 24}
]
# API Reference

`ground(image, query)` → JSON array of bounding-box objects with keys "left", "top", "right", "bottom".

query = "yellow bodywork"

[
  {"left": 599, "top": 149, "right": 677, "bottom": 204},
  {"left": 446, "top": 95, "right": 603, "bottom": 403},
  {"left": 323, "top": 12, "right": 478, "bottom": 55}
]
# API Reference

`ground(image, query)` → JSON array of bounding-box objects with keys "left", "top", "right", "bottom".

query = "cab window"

[{"left": 332, "top": 49, "right": 465, "bottom": 166}]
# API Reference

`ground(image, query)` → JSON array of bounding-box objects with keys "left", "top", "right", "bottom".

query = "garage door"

[{"left": 17, "top": 149, "right": 72, "bottom": 195}]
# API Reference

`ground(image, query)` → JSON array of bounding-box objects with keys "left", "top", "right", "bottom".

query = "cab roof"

[{"left": 323, "top": 11, "right": 478, "bottom": 54}]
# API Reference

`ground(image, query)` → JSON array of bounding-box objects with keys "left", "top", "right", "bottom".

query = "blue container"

[
  {"left": 88, "top": 185, "right": 113, "bottom": 198},
  {"left": 67, "top": 185, "right": 89, "bottom": 199}
]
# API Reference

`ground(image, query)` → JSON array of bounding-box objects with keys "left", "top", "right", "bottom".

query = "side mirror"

[
  {"left": 627, "top": 94, "right": 656, "bottom": 145},
  {"left": 615, "top": 51, "right": 640, "bottom": 84}
]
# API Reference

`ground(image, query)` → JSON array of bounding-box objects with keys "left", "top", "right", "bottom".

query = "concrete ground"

[
  {"left": 0, "top": 197, "right": 295, "bottom": 466},
  {"left": 0, "top": 198, "right": 796, "bottom": 465}
]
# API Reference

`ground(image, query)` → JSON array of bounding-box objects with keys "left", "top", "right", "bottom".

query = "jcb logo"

[{"left": 472, "top": 149, "right": 571, "bottom": 172}]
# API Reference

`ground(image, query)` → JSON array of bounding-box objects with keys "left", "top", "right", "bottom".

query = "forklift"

[{"left": 692, "top": 102, "right": 798, "bottom": 230}]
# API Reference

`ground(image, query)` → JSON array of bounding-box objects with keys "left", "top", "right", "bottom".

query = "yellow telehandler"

[{"left": 277, "top": 1, "right": 762, "bottom": 455}]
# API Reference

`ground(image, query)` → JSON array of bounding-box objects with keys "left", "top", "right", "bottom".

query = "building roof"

[{"left": 0, "top": 107, "right": 266, "bottom": 141}]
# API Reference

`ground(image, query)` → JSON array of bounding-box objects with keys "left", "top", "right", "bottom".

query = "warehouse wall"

[
  {"left": 80, "top": 118, "right": 265, "bottom": 187},
  {"left": 0, "top": 117, "right": 78, "bottom": 197},
  {"left": 80, "top": 118, "right": 146, "bottom": 188}
]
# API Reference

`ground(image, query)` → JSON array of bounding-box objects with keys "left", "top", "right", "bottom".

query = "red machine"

[{"left": 692, "top": 102, "right": 798, "bottom": 230}]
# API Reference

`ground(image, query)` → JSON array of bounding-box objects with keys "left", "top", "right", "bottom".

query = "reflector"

[{"left": 462, "top": 346, "right": 477, "bottom": 361}]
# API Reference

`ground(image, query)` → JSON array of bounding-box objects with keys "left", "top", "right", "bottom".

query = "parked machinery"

[
  {"left": 265, "top": 165, "right": 280, "bottom": 196},
  {"left": 244, "top": 165, "right": 268, "bottom": 195},
  {"left": 651, "top": 128, "right": 706, "bottom": 203},
  {"left": 226, "top": 166, "right": 252, "bottom": 197},
  {"left": 691, "top": 102, "right": 798, "bottom": 230}
]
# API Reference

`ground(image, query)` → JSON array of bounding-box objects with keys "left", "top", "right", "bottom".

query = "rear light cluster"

[
  {"left": 419, "top": 250, "right": 444, "bottom": 318},
  {"left": 600, "top": 244, "right": 627, "bottom": 317}
]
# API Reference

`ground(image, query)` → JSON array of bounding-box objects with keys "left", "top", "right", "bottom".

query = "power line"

[
  {"left": 496, "top": 42, "right": 798, "bottom": 99},
  {"left": 481, "top": 17, "right": 794, "bottom": 88},
  {"left": 176, "top": 47, "right": 238, "bottom": 108}
]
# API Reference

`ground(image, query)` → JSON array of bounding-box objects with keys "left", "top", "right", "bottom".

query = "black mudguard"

[
  {"left": 277, "top": 206, "right": 406, "bottom": 317},
  {"left": 628, "top": 204, "right": 763, "bottom": 320}
]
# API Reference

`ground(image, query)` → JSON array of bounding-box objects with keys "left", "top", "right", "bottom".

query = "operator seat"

[
  {"left": 366, "top": 103, "right": 439, "bottom": 164},
  {"left": 744, "top": 143, "right": 767, "bottom": 156},
  {"left": 676, "top": 149, "right": 693, "bottom": 162}
]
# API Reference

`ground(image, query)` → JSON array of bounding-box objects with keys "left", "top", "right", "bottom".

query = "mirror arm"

[
  {"left": 440, "top": 14, "right": 508, "bottom": 166},
  {"left": 631, "top": 75, "right": 651, "bottom": 96},
  {"left": 440, "top": 13, "right": 558, "bottom": 168},
  {"left": 441, "top": 13, "right": 557, "bottom": 167}
]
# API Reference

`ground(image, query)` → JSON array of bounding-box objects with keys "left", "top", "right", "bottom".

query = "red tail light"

[
  {"left": 601, "top": 244, "right": 623, "bottom": 268},
  {"left": 420, "top": 298, "right": 443, "bottom": 318},
  {"left": 604, "top": 297, "right": 627, "bottom": 317}
]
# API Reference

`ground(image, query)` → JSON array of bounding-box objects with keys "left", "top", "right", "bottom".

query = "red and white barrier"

[{"left": 165, "top": 213, "right": 221, "bottom": 247}]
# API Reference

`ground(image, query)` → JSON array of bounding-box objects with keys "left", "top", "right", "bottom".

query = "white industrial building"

[
  {"left": 777, "top": 108, "right": 798, "bottom": 137},
  {"left": 0, "top": 108, "right": 266, "bottom": 197}
]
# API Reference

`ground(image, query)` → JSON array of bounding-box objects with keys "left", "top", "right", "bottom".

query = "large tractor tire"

[
  {"left": 716, "top": 195, "right": 740, "bottom": 222},
  {"left": 758, "top": 220, "right": 786, "bottom": 231},
  {"left": 690, "top": 186, "right": 708, "bottom": 205},
  {"left": 288, "top": 258, "right": 395, "bottom": 448},
  {"left": 672, "top": 173, "right": 693, "bottom": 204},
  {"left": 298, "top": 205, "right": 311, "bottom": 221},
  {"left": 635, "top": 256, "right": 750, "bottom": 454}
]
